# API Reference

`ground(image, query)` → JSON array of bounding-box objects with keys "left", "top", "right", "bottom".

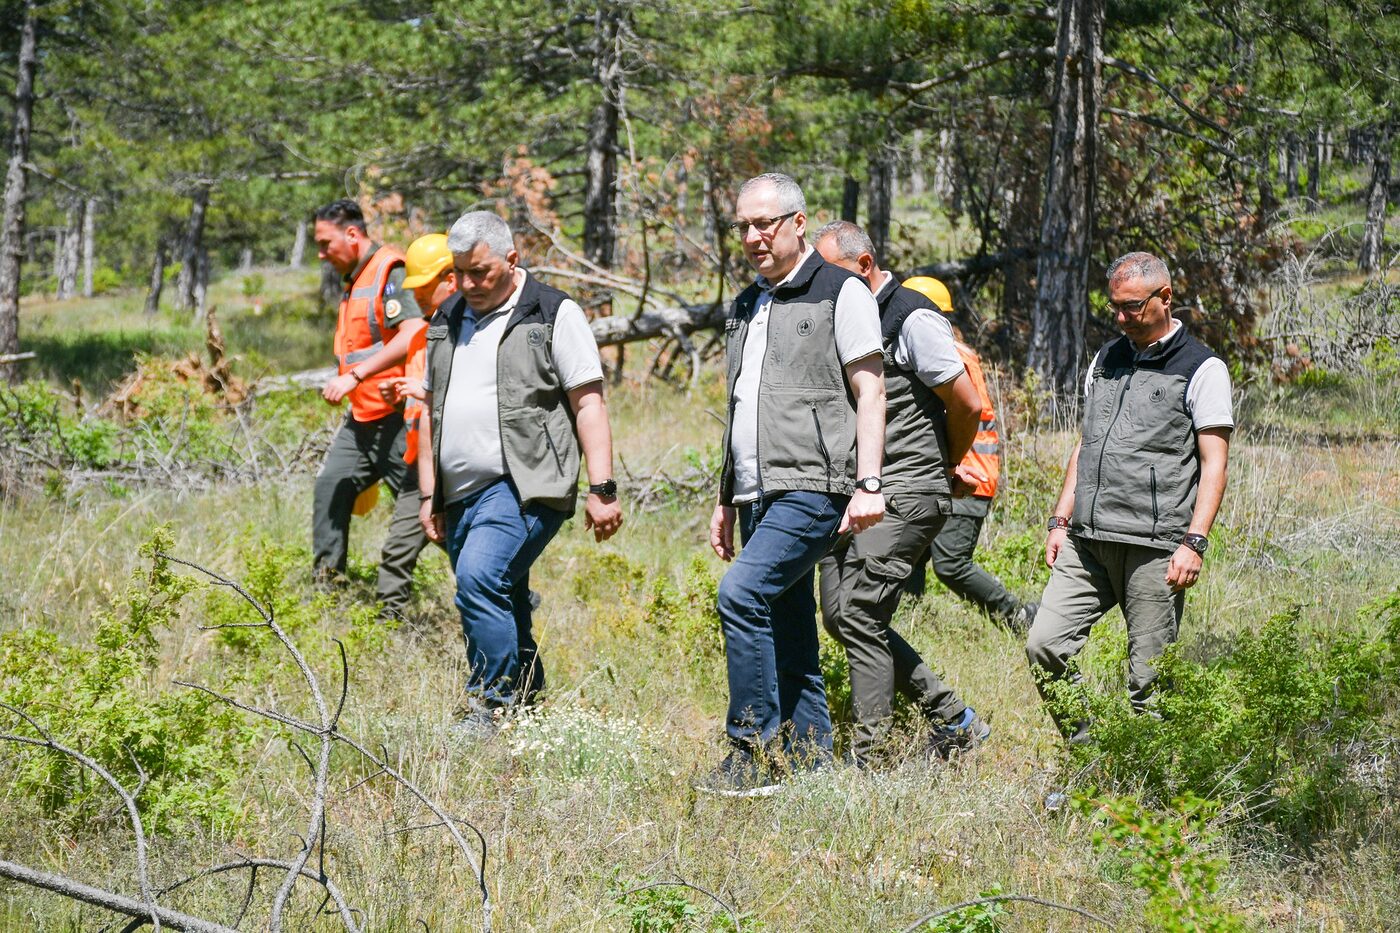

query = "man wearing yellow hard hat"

[{"left": 901, "top": 275, "right": 1037, "bottom": 634}]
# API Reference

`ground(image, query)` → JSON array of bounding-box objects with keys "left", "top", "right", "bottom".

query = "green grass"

[{"left": 2, "top": 254, "right": 1400, "bottom": 928}]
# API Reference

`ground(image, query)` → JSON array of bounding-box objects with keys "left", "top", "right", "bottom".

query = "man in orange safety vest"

[{"left": 311, "top": 199, "right": 430, "bottom": 622}]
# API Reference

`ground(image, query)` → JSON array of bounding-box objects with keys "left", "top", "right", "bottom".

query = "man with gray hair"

[
  {"left": 812, "top": 220, "right": 990, "bottom": 765},
  {"left": 416, "top": 210, "right": 623, "bottom": 737},
  {"left": 701, "top": 173, "right": 887, "bottom": 795},
  {"left": 1027, "top": 251, "right": 1233, "bottom": 741}
]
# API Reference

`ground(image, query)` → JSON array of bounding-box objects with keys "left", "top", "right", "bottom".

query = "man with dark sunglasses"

[
  {"left": 1027, "top": 252, "right": 1233, "bottom": 741},
  {"left": 698, "top": 172, "right": 886, "bottom": 796}
]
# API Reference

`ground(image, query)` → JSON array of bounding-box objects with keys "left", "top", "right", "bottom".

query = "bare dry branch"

[
  {"left": 897, "top": 894, "right": 1116, "bottom": 931},
  {"left": 0, "top": 860, "right": 232, "bottom": 933}
]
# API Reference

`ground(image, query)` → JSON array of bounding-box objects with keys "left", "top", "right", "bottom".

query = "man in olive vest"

[
  {"left": 311, "top": 199, "right": 430, "bottom": 622},
  {"left": 901, "top": 276, "right": 1037, "bottom": 635},
  {"left": 813, "top": 222, "right": 989, "bottom": 766},
  {"left": 699, "top": 174, "right": 887, "bottom": 797},
  {"left": 416, "top": 211, "right": 623, "bottom": 737},
  {"left": 1027, "top": 252, "right": 1233, "bottom": 740}
]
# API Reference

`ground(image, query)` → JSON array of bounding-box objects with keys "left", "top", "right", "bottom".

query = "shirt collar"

[
  {"left": 874, "top": 270, "right": 897, "bottom": 300},
  {"left": 1133, "top": 317, "right": 1183, "bottom": 359}
]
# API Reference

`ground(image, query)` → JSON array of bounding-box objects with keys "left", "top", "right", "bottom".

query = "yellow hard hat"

[
  {"left": 903, "top": 275, "right": 954, "bottom": 313},
  {"left": 402, "top": 233, "right": 452, "bottom": 288}
]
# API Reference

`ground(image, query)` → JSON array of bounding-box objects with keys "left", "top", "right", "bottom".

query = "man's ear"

[
  {"left": 506, "top": 249, "right": 520, "bottom": 269},
  {"left": 792, "top": 211, "right": 806, "bottom": 238},
  {"left": 859, "top": 253, "right": 875, "bottom": 276}
]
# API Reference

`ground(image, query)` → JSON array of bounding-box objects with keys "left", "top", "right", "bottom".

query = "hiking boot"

[
  {"left": 448, "top": 707, "right": 501, "bottom": 742},
  {"left": 694, "top": 746, "right": 784, "bottom": 798},
  {"left": 1007, "top": 602, "right": 1037, "bottom": 636},
  {"left": 927, "top": 707, "right": 991, "bottom": 759}
]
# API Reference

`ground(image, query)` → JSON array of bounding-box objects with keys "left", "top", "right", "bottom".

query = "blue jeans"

[
  {"left": 717, "top": 490, "right": 848, "bottom": 757},
  {"left": 444, "top": 478, "right": 568, "bottom": 708}
]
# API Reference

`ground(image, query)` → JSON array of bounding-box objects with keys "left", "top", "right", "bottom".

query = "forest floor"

[{"left": 1, "top": 267, "right": 1398, "bottom": 931}]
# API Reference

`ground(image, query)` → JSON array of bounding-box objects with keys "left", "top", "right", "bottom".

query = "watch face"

[{"left": 858, "top": 477, "right": 881, "bottom": 493}]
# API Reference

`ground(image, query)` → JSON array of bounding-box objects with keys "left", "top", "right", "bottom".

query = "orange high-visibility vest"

[
  {"left": 955, "top": 340, "right": 1001, "bottom": 500},
  {"left": 402, "top": 326, "right": 428, "bottom": 466},
  {"left": 333, "top": 245, "right": 406, "bottom": 422}
]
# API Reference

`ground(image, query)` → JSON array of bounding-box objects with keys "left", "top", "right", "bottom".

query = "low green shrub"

[
  {"left": 1057, "top": 595, "right": 1400, "bottom": 845},
  {"left": 0, "top": 529, "right": 254, "bottom": 834},
  {"left": 1076, "top": 792, "right": 1245, "bottom": 932}
]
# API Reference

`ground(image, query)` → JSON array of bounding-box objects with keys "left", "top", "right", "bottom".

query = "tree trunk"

[
  {"left": 145, "top": 240, "right": 167, "bottom": 315},
  {"left": 1307, "top": 125, "right": 1322, "bottom": 203},
  {"left": 194, "top": 247, "right": 210, "bottom": 317},
  {"left": 319, "top": 261, "right": 341, "bottom": 310},
  {"left": 1027, "top": 0, "right": 1104, "bottom": 401},
  {"left": 841, "top": 176, "right": 859, "bottom": 222},
  {"left": 239, "top": 247, "right": 253, "bottom": 272},
  {"left": 910, "top": 129, "right": 925, "bottom": 197},
  {"left": 701, "top": 170, "right": 716, "bottom": 250},
  {"left": 56, "top": 205, "right": 80, "bottom": 300},
  {"left": 289, "top": 220, "right": 306, "bottom": 267},
  {"left": 0, "top": 0, "right": 36, "bottom": 378},
  {"left": 581, "top": 3, "right": 621, "bottom": 270},
  {"left": 176, "top": 186, "right": 210, "bottom": 319},
  {"left": 1285, "top": 132, "right": 1300, "bottom": 198},
  {"left": 81, "top": 198, "right": 96, "bottom": 297},
  {"left": 1358, "top": 126, "right": 1392, "bottom": 275},
  {"left": 867, "top": 151, "right": 894, "bottom": 260}
]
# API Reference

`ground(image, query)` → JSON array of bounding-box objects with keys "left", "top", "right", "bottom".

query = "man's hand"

[
  {"left": 379, "top": 376, "right": 425, "bottom": 404},
  {"left": 839, "top": 490, "right": 884, "bottom": 534},
  {"left": 1045, "top": 527, "right": 1068, "bottom": 566},
  {"left": 323, "top": 372, "right": 360, "bottom": 404},
  {"left": 950, "top": 463, "right": 988, "bottom": 498},
  {"left": 419, "top": 498, "right": 444, "bottom": 543},
  {"left": 1164, "top": 544, "right": 1203, "bottom": 591},
  {"left": 709, "top": 503, "right": 736, "bottom": 561},
  {"left": 584, "top": 493, "right": 623, "bottom": 542}
]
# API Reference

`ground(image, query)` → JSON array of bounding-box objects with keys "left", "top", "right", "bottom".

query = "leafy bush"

[
  {"left": 1057, "top": 596, "right": 1400, "bottom": 845},
  {"left": 1077, "top": 793, "right": 1245, "bottom": 932},
  {"left": 504, "top": 703, "right": 654, "bottom": 787},
  {"left": 0, "top": 529, "right": 254, "bottom": 834},
  {"left": 0, "top": 381, "right": 120, "bottom": 470},
  {"left": 90, "top": 265, "right": 123, "bottom": 296}
]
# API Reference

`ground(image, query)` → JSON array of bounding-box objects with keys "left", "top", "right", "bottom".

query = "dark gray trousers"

[
  {"left": 818, "top": 492, "right": 966, "bottom": 762},
  {"left": 930, "top": 513, "right": 1026, "bottom": 623},
  {"left": 312, "top": 412, "right": 430, "bottom": 619}
]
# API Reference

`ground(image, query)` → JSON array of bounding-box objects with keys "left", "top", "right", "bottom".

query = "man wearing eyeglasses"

[
  {"left": 1027, "top": 252, "right": 1233, "bottom": 741},
  {"left": 698, "top": 173, "right": 886, "bottom": 796}
]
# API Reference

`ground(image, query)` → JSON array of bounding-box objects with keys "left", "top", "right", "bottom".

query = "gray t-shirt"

[
  {"left": 729, "top": 247, "right": 883, "bottom": 503},
  {"left": 1084, "top": 318, "right": 1235, "bottom": 431},
  {"left": 876, "top": 273, "right": 966, "bottom": 388},
  {"left": 429, "top": 270, "right": 604, "bottom": 504}
]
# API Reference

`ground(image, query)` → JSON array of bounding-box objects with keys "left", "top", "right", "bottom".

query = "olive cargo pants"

[
  {"left": 1025, "top": 534, "right": 1184, "bottom": 731},
  {"left": 819, "top": 491, "right": 967, "bottom": 762}
]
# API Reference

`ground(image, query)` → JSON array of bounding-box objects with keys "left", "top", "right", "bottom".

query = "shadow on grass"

[{"left": 18, "top": 328, "right": 201, "bottom": 392}]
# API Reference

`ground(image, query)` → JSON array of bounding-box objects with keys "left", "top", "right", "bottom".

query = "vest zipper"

[
  {"left": 810, "top": 403, "right": 833, "bottom": 490},
  {"left": 1089, "top": 369, "right": 1133, "bottom": 533},
  {"left": 1150, "top": 465, "right": 1159, "bottom": 538},
  {"left": 540, "top": 414, "right": 565, "bottom": 475}
]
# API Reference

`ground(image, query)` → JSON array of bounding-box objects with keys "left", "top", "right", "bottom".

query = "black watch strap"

[
  {"left": 589, "top": 479, "right": 617, "bottom": 498},
  {"left": 1182, "top": 533, "right": 1209, "bottom": 555}
]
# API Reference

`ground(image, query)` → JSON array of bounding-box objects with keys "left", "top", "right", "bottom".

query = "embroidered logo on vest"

[
  {"left": 527, "top": 326, "right": 545, "bottom": 347},
  {"left": 796, "top": 318, "right": 814, "bottom": 336},
  {"left": 1151, "top": 387, "right": 1166, "bottom": 402}
]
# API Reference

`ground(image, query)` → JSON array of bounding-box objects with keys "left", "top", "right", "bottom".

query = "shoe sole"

[{"left": 693, "top": 781, "right": 783, "bottom": 798}]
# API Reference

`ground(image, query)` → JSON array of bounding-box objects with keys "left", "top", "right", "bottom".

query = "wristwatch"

[
  {"left": 856, "top": 476, "right": 883, "bottom": 493},
  {"left": 589, "top": 479, "right": 618, "bottom": 498},
  {"left": 1047, "top": 516, "right": 1070, "bottom": 531},
  {"left": 1182, "top": 533, "right": 1209, "bottom": 555}
]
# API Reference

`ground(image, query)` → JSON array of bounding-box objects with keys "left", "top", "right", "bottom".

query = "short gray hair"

[
  {"left": 447, "top": 210, "right": 515, "bottom": 259},
  {"left": 1106, "top": 251, "right": 1170, "bottom": 287},
  {"left": 813, "top": 220, "right": 876, "bottom": 262},
  {"left": 737, "top": 173, "right": 806, "bottom": 215}
]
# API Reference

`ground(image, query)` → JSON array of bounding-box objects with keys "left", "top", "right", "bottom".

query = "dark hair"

[{"left": 314, "top": 199, "right": 367, "bottom": 232}]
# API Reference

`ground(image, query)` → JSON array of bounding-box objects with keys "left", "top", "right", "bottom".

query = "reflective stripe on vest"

[
  {"left": 956, "top": 341, "right": 1001, "bottom": 500},
  {"left": 334, "top": 245, "right": 405, "bottom": 421}
]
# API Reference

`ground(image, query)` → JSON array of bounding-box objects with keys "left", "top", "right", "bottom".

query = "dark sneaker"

[
  {"left": 1007, "top": 602, "right": 1037, "bottom": 636},
  {"left": 694, "top": 746, "right": 784, "bottom": 798},
  {"left": 928, "top": 707, "right": 991, "bottom": 759}
]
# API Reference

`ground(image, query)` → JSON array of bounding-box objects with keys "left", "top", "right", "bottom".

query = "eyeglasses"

[
  {"left": 728, "top": 211, "right": 798, "bottom": 237},
  {"left": 1108, "top": 286, "right": 1167, "bottom": 316}
]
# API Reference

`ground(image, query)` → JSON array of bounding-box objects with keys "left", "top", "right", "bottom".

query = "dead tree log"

[
  {"left": 0, "top": 0, "right": 39, "bottom": 376},
  {"left": 1359, "top": 125, "right": 1392, "bottom": 275}
]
